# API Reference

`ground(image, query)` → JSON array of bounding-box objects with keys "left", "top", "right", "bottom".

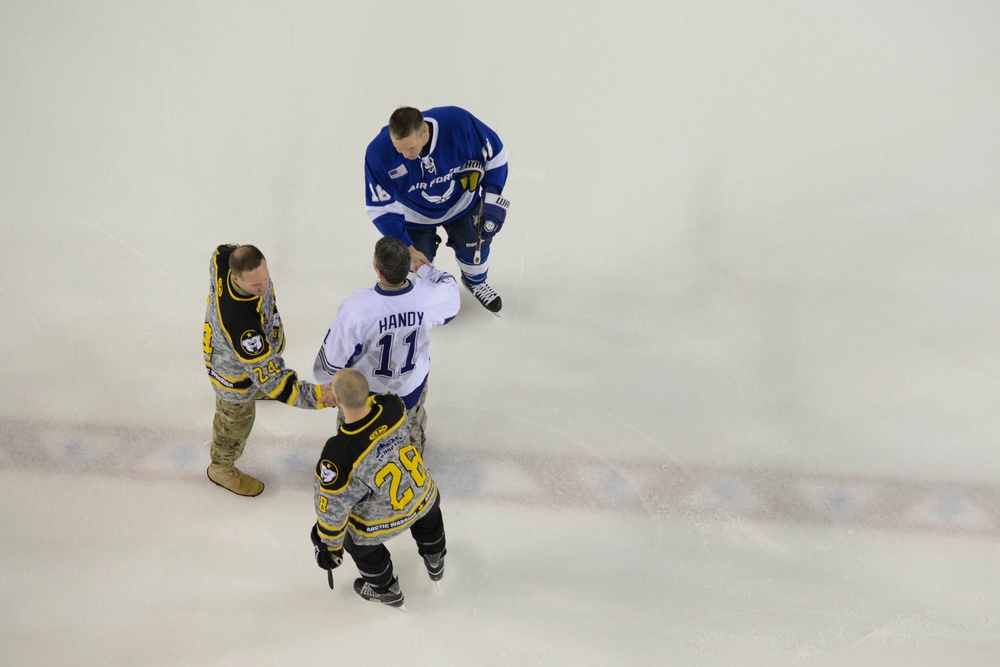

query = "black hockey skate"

[
  {"left": 422, "top": 551, "right": 446, "bottom": 581},
  {"left": 353, "top": 577, "right": 405, "bottom": 609},
  {"left": 461, "top": 275, "right": 502, "bottom": 313}
]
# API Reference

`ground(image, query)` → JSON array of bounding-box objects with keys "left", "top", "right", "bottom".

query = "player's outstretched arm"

[
  {"left": 251, "top": 353, "right": 329, "bottom": 410},
  {"left": 409, "top": 245, "right": 431, "bottom": 272}
]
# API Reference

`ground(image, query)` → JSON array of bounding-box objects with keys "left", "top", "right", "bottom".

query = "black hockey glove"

[
  {"left": 456, "top": 160, "right": 485, "bottom": 192},
  {"left": 481, "top": 190, "right": 510, "bottom": 238},
  {"left": 310, "top": 524, "right": 343, "bottom": 570}
]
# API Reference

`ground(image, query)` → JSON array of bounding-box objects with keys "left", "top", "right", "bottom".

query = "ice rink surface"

[{"left": 2, "top": 1, "right": 1000, "bottom": 665}]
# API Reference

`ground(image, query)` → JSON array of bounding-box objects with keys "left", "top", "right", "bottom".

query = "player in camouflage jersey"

[
  {"left": 309, "top": 369, "right": 446, "bottom": 609},
  {"left": 203, "top": 244, "right": 332, "bottom": 496}
]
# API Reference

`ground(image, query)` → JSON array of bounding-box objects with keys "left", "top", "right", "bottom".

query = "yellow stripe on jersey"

[
  {"left": 208, "top": 378, "right": 254, "bottom": 395},
  {"left": 205, "top": 364, "right": 254, "bottom": 394},
  {"left": 205, "top": 363, "right": 249, "bottom": 383},
  {"left": 286, "top": 379, "right": 299, "bottom": 405},
  {"left": 348, "top": 481, "right": 437, "bottom": 539},
  {"left": 317, "top": 516, "right": 348, "bottom": 542}
]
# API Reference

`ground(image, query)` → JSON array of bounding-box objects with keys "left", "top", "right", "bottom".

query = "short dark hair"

[
  {"left": 388, "top": 107, "right": 424, "bottom": 139},
  {"left": 374, "top": 236, "right": 411, "bottom": 285},
  {"left": 230, "top": 245, "right": 265, "bottom": 276}
]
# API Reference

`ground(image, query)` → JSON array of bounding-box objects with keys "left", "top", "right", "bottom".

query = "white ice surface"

[{"left": 2, "top": 2, "right": 1000, "bottom": 665}]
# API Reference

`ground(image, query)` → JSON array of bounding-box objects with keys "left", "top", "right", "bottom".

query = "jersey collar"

[{"left": 374, "top": 281, "right": 414, "bottom": 296}]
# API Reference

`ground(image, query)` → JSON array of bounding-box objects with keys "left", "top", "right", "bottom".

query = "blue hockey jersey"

[{"left": 364, "top": 106, "right": 508, "bottom": 246}]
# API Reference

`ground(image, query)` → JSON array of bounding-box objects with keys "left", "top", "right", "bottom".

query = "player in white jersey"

[{"left": 313, "top": 236, "right": 460, "bottom": 454}]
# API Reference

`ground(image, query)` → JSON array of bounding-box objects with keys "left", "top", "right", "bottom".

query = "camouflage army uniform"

[{"left": 203, "top": 244, "right": 327, "bottom": 467}]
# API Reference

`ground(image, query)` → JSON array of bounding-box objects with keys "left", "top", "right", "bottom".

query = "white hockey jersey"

[{"left": 313, "top": 264, "right": 460, "bottom": 407}]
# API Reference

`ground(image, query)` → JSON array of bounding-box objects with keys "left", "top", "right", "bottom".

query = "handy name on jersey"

[{"left": 378, "top": 311, "right": 424, "bottom": 334}]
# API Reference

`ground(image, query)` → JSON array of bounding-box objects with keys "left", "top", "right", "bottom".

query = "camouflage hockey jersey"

[
  {"left": 203, "top": 244, "right": 326, "bottom": 409},
  {"left": 313, "top": 393, "right": 438, "bottom": 548}
]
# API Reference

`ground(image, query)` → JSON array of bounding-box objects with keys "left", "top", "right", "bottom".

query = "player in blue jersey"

[{"left": 364, "top": 106, "right": 510, "bottom": 313}]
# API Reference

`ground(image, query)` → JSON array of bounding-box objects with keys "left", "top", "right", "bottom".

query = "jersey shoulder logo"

[
  {"left": 370, "top": 425, "right": 388, "bottom": 441},
  {"left": 374, "top": 432, "right": 404, "bottom": 461},
  {"left": 319, "top": 460, "right": 338, "bottom": 485},
  {"left": 240, "top": 330, "right": 264, "bottom": 355}
]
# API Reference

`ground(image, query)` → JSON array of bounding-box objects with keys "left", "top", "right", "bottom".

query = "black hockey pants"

[
  {"left": 344, "top": 494, "right": 445, "bottom": 590},
  {"left": 407, "top": 200, "right": 491, "bottom": 265}
]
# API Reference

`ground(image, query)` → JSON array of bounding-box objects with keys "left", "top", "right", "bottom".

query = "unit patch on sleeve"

[
  {"left": 319, "top": 460, "right": 338, "bottom": 486},
  {"left": 240, "top": 330, "right": 265, "bottom": 356}
]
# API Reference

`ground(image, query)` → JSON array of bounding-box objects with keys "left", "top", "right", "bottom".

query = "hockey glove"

[
  {"left": 481, "top": 191, "right": 510, "bottom": 238},
  {"left": 310, "top": 523, "right": 343, "bottom": 570},
  {"left": 456, "top": 160, "right": 485, "bottom": 192}
]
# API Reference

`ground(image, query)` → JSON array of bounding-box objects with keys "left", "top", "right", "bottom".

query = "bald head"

[{"left": 332, "top": 369, "right": 370, "bottom": 409}]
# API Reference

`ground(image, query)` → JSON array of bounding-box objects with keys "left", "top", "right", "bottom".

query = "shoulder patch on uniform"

[
  {"left": 370, "top": 425, "right": 388, "bottom": 441},
  {"left": 374, "top": 433, "right": 404, "bottom": 462},
  {"left": 388, "top": 164, "right": 407, "bottom": 179},
  {"left": 240, "top": 330, "right": 265, "bottom": 355},
  {"left": 319, "top": 460, "right": 338, "bottom": 486}
]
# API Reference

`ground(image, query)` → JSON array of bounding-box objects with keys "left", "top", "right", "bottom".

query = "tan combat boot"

[{"left": 207, "top": 464, "right": 264, "bottom": 497}]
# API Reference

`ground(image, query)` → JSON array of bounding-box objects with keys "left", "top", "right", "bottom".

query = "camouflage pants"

[
  {"left": 211, "top": 396, "right": 256, "bottom": 466},
  {"left": 336, "top": 383, "right": 428, "bottom": 455},
  {"left": 406, "top": 383, "right": 428, "bottom": 455}
]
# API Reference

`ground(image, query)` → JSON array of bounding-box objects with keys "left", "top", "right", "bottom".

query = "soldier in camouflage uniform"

[
  {"left": 203, "top": 244, "right": 332, "bottom": 496},
  {"left": 309, "top": 369, "right": 446, "bottom": 609}
]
